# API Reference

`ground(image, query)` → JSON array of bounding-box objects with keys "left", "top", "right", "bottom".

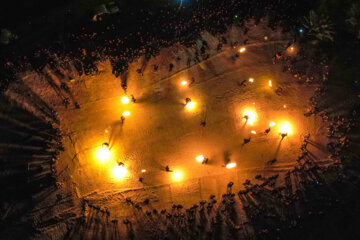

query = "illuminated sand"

[{"left": 7, "top": 23, "right": 328, "bottom": 221}]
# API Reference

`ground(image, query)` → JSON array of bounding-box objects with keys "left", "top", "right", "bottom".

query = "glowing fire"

[
  {"left": 186, "top": 101, "right": 197, "bottom": 111},
  {"left": 113, "top": 165, "right": 127, "bottom": 179},
  {"left": 226, "top": 162, "right": 237, "bottom": 169},
  {"left": 121, "top": 96, "right": 130, "bottom": 104},
  {"left": 243, "top": 109, "right": 257, "bottom": 125},
  {"left": 173, "top": 171, "right": 183, "bottom": 181},
  {"left": 141, "top": 169, "right": 146, "bottom": 173},
  {"left": 280, "top": 122, "right": 291, "bottom": 135},
  {"left": 269, "top": 80, "right": 272, "bottom": 87},
  {"left": 239, "top": 47, "right": 246, "bottom": 53},
  {"left": 249, "top": 78, "right": 254, "bottom": 83},
  {"left": 269, "top": 122, "right": 276, "bottom": 127},
  {"left": 122, "top": 111, "right": 130, "bottom": 117},
  {"left": 251, "top": 130, "right": 256, "bottom": 134},
  {"left": 196, "top": 155, "right": 205, "bottom": 163},
  {"left": 181, "top": 80, "right": 188, "bottom": 86},
  {"left": 97, "top": 143, "right": 110, "bottom": 162}
]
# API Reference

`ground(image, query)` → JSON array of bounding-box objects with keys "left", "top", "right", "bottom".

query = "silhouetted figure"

[
  {"left": 169, "top": 63, "right": 174, "bottom": 71},
  {"left": 185, "top": 97, "right": 191, "bottom": 104},
  {"left": 227, "top": 182, "right": 234, "bottom": 193},
  {"left": 131, "top": 94, "right": 136, "bottom": 103},
  {"left": 264, "top": 128, "right": 271, "bottom": 135},
  {"left": 165, "top": 165, "right": 170, "bottom": 172},
  {"left": 243, "top": 137, "right": 251, "bottom": 145},
  {"left": 267, "top": 158, "right": 277, "bottom": 165},
  {"left": 74, "top": 102, "right": 80, "bottom": 109},
  {"left": 189, "top": 77, "right": 195, "bottom": 86}
]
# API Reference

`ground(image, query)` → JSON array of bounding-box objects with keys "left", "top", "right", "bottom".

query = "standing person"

[
  {"left": 189, "top": 77, "right": 195, "bottom": 87},
  {"left": 131, "top": 94, "right": 136, "bottom": 103}
]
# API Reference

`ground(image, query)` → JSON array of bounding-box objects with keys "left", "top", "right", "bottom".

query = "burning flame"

[
  {"left": 269, "top": 122, "right": 276, "bottom": 127},
  {"left": 113, "top": 165, "right": 127, "bottom": 179},
  {"left": 186, "top": 101, "right": 197, "bottom": 111},
  {"left": 97, "top": 143, "right": 110, "bottom": 162},
  {"left": 226, "top": 162, "right": 237, "bottom": 169},
  {"left": 173, "top": 171, "right": 183, "bottom": 181},
  {"left": 249, "top": 78, "right": 254, "bottom": 83},
  {"left": 196, "top": 155, "right": 205, "bottom": 163},
  {"left": 181, "top": 80, "right": 188, "bottom": 86},
  {"left": 280, "top": 122, "right": 291, "bottom": 135},
  {"left": 251, "top": 130, "right": 256, "bottom": 134},
  {"left": 141, "top": 169, "right": 146, "bottom": 173},
  {"left": 121, "top": 96, "right": 130, "bottom": 104},
  {"left": 122, "top": 111, "right": 130, "bottom": 117},
  {"left": 239, "top": 47, "right": 246, "bottom": 53},
  {"left": 269, "top": 80, "right": 272, "bottom": 87},
  {"left": 243, "top": 109, "right": 257, "bottom": 125}
]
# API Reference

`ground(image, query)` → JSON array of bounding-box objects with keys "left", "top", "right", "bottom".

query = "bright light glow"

[
  {"left": 249, "top": 78, "right": 254, "bottom": 83},
  {"left": 243, "top": 109, "right": 257, "bottom": 125},
  {"left": 113, "top": 165, "right": 127, "bottom": 179},
  {"left": 264, "top": 36, "right": 268, "bottom": 40},
  {"left": 141, "top": 169, "right": 146, "bottom": 173},
  {"left": 173, "top": 171, "right": 183, "bottom": 181},
  {"left": 226, "top": 162, "right": 237, "bottom": 169},
  {"left": 122, "top": 111, "right": 130, "bottom": 117},
  {"left": 121, "top": 96, "right": 130, "bottom": 104},
  {"left": 186, "top": 101, "right": 197, "bottom": 111},
  {"left": 251, "top": 130, "right": 256, "bottom": 134},
  {"left": 269, "top": 80, "right": 272, "bottom": 87},
  {"left": 196, "top": 155, "right": 205, "bottom": 163},
  {"left": 239, "top": 47, "right": 246, "bottom": 53},
  {"left": 280, "top": 122, "right": 291, "bottom": 135},
  {"left": 181, "top": 80, "right": 188, "bottom": 86},
  {"left": 283, "top": 105, "right": 287, "bottom": 108},
  {"left": 97, "top": 145, "right": 110, "bottom": 162},
  {"left": 269, "top": 122, "right": 276, "bottom": 127}
]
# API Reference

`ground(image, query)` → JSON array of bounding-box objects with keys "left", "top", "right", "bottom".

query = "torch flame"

[
  {"left": 122, "top": 111, "right": 130, "bottom": 117},
  {"left": 113, "top": 165, "right": 127, "bottom": 179},
  {"left": 226, "top": 162, "right": 237, "bottom": 169},
  {"left": 243, "top": 109, "right": 257, "bottom": 125},
  {"left": 251, "top": 130, "right": 256, "bottom": 134},
  {"left": 181, "top": 80, "right": 188, "bottom": 86},
  {"left": 239, "top": 47, "right": 246, "bottom": 53},
  {"left": 280, "top": 122, "right": 291, "bottom": 135},
  {"left": 269, "top": 122, "right": 276, "bottom": 127},
  {"left": 269, "top": 80, "right": 272, "bottom": 87},
  {"left": 196, "top": 155, "right": 205, "bottom": 163},
  {"left": 173, "top": 171, "right": 183, "bottom": 181},
  {"left": 186, "top": 101, "right": 197, "bottom": 111},
  {"left": 249, "top": 78, "right": 254, "bottom": 83},
  {"left": 121, "top": 96, "right": 130, "bottom": 104},
  {"left": 97, "top": 144, "right": 110, "bottom": 162}
]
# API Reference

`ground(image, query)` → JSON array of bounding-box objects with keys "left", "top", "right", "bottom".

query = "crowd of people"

[
  {"left": 60, "top": 47, "right": 359, "bottom": 239},
  {"left": 0, "top": 97, "right": 62, "bottom": 239},
  {"left": 1, "top": 0, "right": 359, "bottom": 239},
  {"left": 0, "top": 0, "right": 301, "bottom": 92},
  {"left": 70, "top": 135, "right": 346, "bottom": 240}
]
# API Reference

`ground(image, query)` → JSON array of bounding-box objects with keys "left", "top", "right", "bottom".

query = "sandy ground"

[{"left": 5, "top": 21, "right": 329, "bottom": 232}]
